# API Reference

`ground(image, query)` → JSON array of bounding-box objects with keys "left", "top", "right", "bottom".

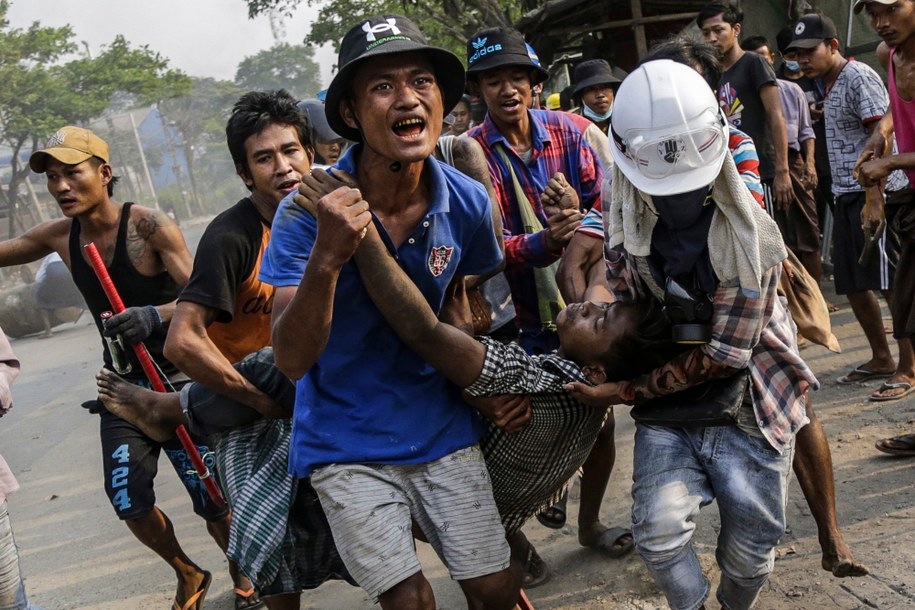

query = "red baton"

[{"left": 84, "top": 242, "right": 226, "bottom": 507}]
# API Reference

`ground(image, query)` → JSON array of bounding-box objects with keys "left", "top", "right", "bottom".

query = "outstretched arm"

[{"left": 298, "top": 170, "right": 486, "bottom": 389}]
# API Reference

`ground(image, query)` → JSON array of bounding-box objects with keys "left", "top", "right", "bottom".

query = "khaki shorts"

[{"left": 310, "top": 445, "right": 510, "bottom": 598}]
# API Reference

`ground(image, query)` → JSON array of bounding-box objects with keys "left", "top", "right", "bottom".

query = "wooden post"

[{"left": 631, "top": 0, "right": 648, "bottom": 60}]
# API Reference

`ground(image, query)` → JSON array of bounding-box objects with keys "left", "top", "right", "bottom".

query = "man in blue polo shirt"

[{"left": 259, "top": 15, "right": 518, "bottom": 610}]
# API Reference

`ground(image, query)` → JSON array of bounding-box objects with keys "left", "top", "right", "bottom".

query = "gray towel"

[{"left": 606, "top": 153, "right": 786, "bottom": 297}]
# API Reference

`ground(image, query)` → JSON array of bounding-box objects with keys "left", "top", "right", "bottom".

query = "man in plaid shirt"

[
  {"left": 563, "top": 60, "right": 817, "bottom": 610},
  {"left": 464, "top": 28, "right": 603, "bottom": 354},
  {"left": 464, "top": 26, "right": 628, "bottom": 568}
]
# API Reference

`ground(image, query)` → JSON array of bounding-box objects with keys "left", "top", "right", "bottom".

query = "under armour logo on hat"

[
  {"left": 324, "top": 14, "right": 465, "bottom": 142},
  {"left": 362, "top": 18, "right": 401, "bottom": 42}
]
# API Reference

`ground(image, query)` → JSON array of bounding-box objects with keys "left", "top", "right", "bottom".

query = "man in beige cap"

[{"left": 0, "top": 126, "right": 247, "bottom": 610}]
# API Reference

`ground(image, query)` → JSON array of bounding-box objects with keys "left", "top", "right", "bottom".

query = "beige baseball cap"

[
  {"left": 29, "top": 126, "right": 110, "bottom": 173},
  {"left": 853, "top": 0, "right": 900, "bottom": 14}
]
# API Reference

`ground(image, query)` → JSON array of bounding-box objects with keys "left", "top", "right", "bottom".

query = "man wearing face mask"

[
  {"left": 571, "top": 59, "right": 620, "bottom": 137},
  {"left": 566, "top": 60, "right": 816, "bottom": 610},
  {"left": 774, "top": 26, "right": 834, "bottom": 274}
]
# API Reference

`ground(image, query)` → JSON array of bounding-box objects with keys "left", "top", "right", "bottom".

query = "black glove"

[{"left": 103, "top": 305, "right": 161, "bottom": 345}]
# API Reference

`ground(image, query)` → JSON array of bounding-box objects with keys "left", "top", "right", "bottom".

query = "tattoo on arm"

[
  {"left": 125, "top": 212, "right": 162, "bottom": 266},
  {"left": 631, "top": 348, "right": 736, "bottom": 404},
  {"left": 452, "top": 139, "right": 491, "bottom": 188}
]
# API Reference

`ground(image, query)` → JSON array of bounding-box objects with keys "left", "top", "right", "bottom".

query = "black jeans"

[{"left": 182, "top": 347, "right": 295, "bottom": 437}]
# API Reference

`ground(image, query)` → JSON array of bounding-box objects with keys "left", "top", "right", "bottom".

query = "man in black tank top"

[{"left": 0, "top": 126, "right": 244, "bottom": 610}]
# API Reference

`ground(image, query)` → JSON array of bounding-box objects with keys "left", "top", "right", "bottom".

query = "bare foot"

[
  {"left": 96, "top": 368, "right": 185, "bottom": 442},
  {"left": 820, "top": 533, "right": 869, "bottom": 578}
]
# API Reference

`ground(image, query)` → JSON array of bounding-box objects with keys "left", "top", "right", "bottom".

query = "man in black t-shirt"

[
  {"left": 98, "top": 91, "right": 317, "bottom": 608},
  {"left": 699, "top": 1, "right": 793, "bottom": 212},
  {"left": 164, "top": 90, "right": 311, "bottom": 413},
  {"left": 165, "top": 90, "right": 315, "bottom": 608}
]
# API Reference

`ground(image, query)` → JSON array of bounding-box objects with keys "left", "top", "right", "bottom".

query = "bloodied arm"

[
  {"left": 566, "top": 250, "right": 763, "bottom": 406},
  {"left": 354, "top": 222, "right": 487, "bottom": 388}
]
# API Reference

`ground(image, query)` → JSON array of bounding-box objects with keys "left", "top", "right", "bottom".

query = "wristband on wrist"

[{"left": 147, "top": 305, "right": 163, "bottom": 330}]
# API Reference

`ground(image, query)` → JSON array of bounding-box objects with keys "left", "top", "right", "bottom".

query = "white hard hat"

[{"left": 610, "top": 59, "right": 728, "bottom": 196}]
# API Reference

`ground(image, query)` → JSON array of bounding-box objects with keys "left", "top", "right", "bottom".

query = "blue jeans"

[
  {"left": 631, "top": 424, "right": 795, "bottom": 610},
  {"left": 0, "top": 501, "right": 39, "bottom": 610}
]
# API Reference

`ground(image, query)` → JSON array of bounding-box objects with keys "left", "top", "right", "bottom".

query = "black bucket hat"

[
  {"left": 324, "top": 15, "right": 466, "bottom": 142},
  {"left": 465, "top": 27, "right": 549, "bottom": 84},
  {"left": 571, "top": 59, "right": 621, "bottom": 97}
]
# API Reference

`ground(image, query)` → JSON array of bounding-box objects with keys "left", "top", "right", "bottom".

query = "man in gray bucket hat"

[{"left": 260, "top": 14, "right": 518, "bottom": 610}]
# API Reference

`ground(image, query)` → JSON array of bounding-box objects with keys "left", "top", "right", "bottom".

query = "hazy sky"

[{"left": 6, "top": 0, "right": 337, "bottom": 88}]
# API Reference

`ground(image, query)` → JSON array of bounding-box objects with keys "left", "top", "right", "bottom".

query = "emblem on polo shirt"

[{"left": 427, "top": 245, "right": 454, "bottom": 277}]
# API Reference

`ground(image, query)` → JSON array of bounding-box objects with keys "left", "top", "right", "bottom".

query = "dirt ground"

[{"left": 1, "top": 228, "right": 914, "bottom": 609}]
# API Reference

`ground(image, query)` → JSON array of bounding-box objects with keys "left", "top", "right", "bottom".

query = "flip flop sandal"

[
  {"left": 234, "top": 587, "right": 266, "bottom": 610},
  {"left": 535, "top": 490, "right": 568, "bottom": 529},
  {"left": 508, "top": 531, "right": 552, "bottom": 589},
  {"left": 580, "top": 527, "right": 634, "bottom": 559},
  {"left": 875, "top": 433, "right": 915, "bottom": 455},
  {"left": 173, "top": 571, "right": 211, "bottom": 610},
  {"left": 520, "top": 541, "right": 552, "bottom": 589},
  {"left": 869, "top": 382, "right": 915, "bottom": 402},
  {"left": 835, "top": 366, "right": 894, "bottom": 385}
]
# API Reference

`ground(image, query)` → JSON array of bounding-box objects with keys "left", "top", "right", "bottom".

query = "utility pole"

[
  {"left": 129, "top": 110, "right": 159, "bottom": 209},
  {"left": 158, "top": 109, "right": 193, "bottom": 219}
]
